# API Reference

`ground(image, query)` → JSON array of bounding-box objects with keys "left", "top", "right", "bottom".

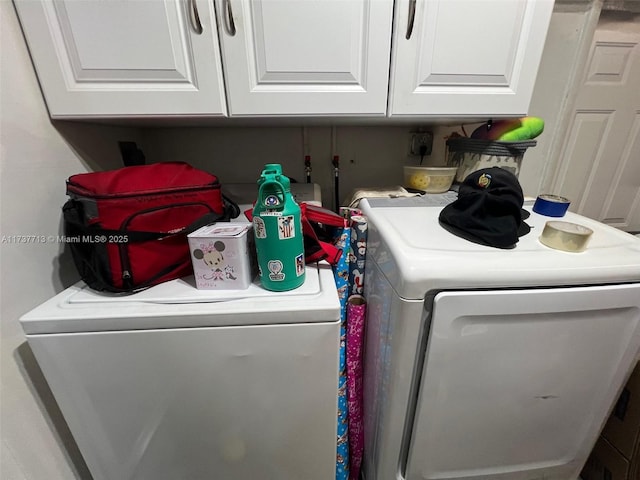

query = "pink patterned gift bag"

[{"left": 346, "top": 294, "right": 366, "bottom": 480}]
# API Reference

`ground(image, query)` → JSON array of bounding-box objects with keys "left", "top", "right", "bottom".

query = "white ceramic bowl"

[{"left": 403, "top": 166, "right": 457, "bottom": 193}]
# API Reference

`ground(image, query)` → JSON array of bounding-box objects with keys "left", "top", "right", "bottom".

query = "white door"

[
  {"left": 216, "top": 0, "right": 393, "bottom": 116},
  {"left": 27, "top": 321, "right": 340, "bottom": 480},
  {"left": 551, "top": 13, "right": 640, "bottom": 232},
  {"left": 388, "top": 0, "right": 554, "bottom": 117},
  {"left": 406, "top": 285, "right": 640, "bottom": 480},
  {"left": 14, "top": 0, "right": 227, "bottom": 117}
]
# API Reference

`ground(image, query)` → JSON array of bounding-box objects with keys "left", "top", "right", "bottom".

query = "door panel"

[
  {"left": 217, "top": 0, "right": 393, "bottom": 116},
  {"left": 56, "top": 1, "right": 184, "bottom": 76},
  {"left": 252, "top": 1, "right": 357, "bottom": 83},
  {"left": 14, "top": 0, "right": 227, "bottom": 116},
  {"left": 603, "top": 115, "right": 640, "bottom": 226},
  {"left": 389, "top": 0, "right": 554, "bottom": 117},
  {"left": 553, "top": 13, "right": 640, "bottom": 231},
  {"left": 405, "top": 285, "right": 640, "bottom": 480},
  {"left": 551, "top": 111, "right": 613, "bottom": 215},
  {"left": 416, "top": 1, "right": 524, "bottom": 85}
]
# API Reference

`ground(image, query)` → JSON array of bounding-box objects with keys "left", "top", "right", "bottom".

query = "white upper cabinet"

[
  {"left": 14, "top": 0, "right": 227, "bottom": 117},
  {"left": 388, "top": 0, "right": 554, "bottom": 118},
  {"left": 216, "top": 0, "right": 394, "bottom": 116},
  {"left": 15, "top": 0, "right": 553, "bottom": 119}
]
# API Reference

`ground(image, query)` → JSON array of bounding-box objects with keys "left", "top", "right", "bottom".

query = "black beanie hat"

[{"left": 439, "top": 167, "right": 530, "bottom": 249}]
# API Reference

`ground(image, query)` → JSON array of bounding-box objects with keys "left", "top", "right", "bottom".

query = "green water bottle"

[{"left": 252, "top": 164, "right": 305, "bottom": 291}]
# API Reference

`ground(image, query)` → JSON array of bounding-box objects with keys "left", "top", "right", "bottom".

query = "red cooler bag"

[{"left": 63, "top": 162, "right": 239, "bottom": 292}]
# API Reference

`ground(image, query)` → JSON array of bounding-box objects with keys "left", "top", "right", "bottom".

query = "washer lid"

[
  {"left": 360, "top": 197, "right": 640, "bottom": 299},
  {"left": 67, "top": 270, "right": 319, "bottom": 305},
  {"left": 20, "top": 264, "right": 340, "bottom": 335}
]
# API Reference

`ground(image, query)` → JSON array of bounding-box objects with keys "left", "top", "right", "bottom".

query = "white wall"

[
  {"left": 0, "top": 1, "right": 599, "bottom": 479},
  {"left": 141, "top": 125, "right": 418, "bottom": 209},
  {"left": 0, "top": 3, "right": 141, "bottom": 479}
]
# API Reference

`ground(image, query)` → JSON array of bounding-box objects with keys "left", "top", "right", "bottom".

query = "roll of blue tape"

[{"left": 533, "top": 194, "right": 571, "bottom": 217}]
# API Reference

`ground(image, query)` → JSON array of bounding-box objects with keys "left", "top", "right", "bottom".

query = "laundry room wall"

[
  {"left": 139, "top": 125, "right": 418, "bottom": 209},
  {"left": 0, "top": 3, "right": 141, "bottom": 479},
  {"left": 0, "top": 1, "right": 601, "bottom": 479}
]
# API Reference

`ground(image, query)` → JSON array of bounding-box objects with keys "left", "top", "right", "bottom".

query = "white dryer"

[
  {"left": 20, "top": 263, "right": 340, "bottom": 480},
  {"left": 359, "top": 196, "right": 640, "bottom": 480}
]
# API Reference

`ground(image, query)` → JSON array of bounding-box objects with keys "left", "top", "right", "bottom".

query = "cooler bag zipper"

[
  {"left": 66, "top": 182, "right": 220, "bottom": 200},
  {"left": 118, "top": 202, "right": 215, "bottom": 288}
]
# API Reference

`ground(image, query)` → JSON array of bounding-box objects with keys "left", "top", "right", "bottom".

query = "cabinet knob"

[
  {"left": 223, "top": 0, "right": 237, "bottom": 36},
  {"left": 406, "top": 0, "right": 416, "bottom": 40},
  {"left": 189, "top": 0, "right": 204, "bottom": 34}
]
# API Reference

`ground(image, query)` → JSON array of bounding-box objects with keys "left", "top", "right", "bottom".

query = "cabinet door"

[
  {"left": 389, "top": 0, "right": 554, "bottom": 117},
  {"left": 14, "top": 0, "right": 227, "bottom": 117},
  {"left": 217, "top": 0, "right": 393, "bottom": 116}
]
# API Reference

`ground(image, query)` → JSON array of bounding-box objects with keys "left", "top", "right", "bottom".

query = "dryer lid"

[{"left": 360, "top": 197, "right": 640, "bottom": 299}]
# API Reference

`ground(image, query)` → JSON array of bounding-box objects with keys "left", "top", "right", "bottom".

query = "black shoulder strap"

[
  {"left": 63, "top": 201, "right": 237, "bottom": 243},
  {"left": 223, "top": 194, "right": 241, "bottom": 221}
]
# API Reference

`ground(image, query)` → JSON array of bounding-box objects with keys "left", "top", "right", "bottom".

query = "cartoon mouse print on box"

[
  {"left": 188, "top": 224, "right": 256, "bottom": 290},
  {"left": 192, "top": 241, "right": 237, "bottom": 281}
]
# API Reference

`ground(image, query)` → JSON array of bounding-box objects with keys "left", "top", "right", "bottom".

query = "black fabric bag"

[{"left": 439, "top": 167, "right": 530, "bottom": 249}]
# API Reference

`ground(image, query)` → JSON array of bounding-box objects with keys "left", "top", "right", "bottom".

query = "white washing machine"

[
  {"left": 20, "top": 262, "right": 340, "bottom": 480},
  {"left": 359, "top": 196, "right": 640, "bottom": 480}
]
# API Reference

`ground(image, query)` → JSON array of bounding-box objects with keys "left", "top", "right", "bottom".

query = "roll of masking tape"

[
  {"left": 539, "top": 221, "right": 593, "bottom": 252},
  {"left": 533, "top": 194, "right": 571, "bottom": 217}
]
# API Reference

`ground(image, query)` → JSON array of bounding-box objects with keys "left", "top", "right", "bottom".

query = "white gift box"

[{"left": 187, "top": 223, "right": 256, "bottom": 290}]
